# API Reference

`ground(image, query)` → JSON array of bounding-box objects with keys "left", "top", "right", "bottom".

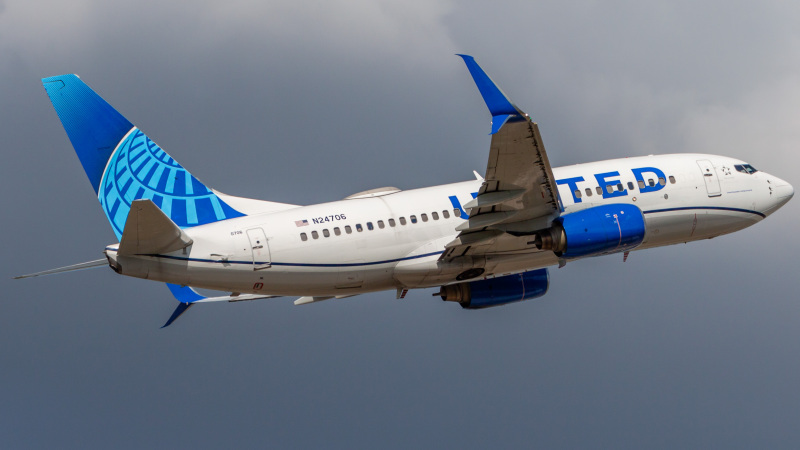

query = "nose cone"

[
  {"left": 775, "top": 178, "right": 794, "bottom": 201},
  {"left": 765, "top": 175, "right": 793, "bottom": 215}
]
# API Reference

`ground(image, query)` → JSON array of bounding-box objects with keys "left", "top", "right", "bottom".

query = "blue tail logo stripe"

[{"left": 99, "top": 127, "right": 243, "bottom": 239}]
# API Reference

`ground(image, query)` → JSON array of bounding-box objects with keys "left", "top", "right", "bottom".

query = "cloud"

[
  {"left": 1, "top": 0, "right": 458, "bottom": 70},
  {"left": 682, "top": 75, "right": 800, "bottom": 168},
  {"left": 3, "top": 2, "right": 800, "bottom": 448}
]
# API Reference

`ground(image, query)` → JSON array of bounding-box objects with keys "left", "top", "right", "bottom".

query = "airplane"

[{"left": 18, "top": 55, "right": 793, "bottom": 327}]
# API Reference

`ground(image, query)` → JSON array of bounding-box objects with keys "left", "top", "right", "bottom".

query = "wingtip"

[
  {"left": 161, "top": 302, "right": 193, "bottom": 328},
  {"left": 457, "top": 54, "right": 523, "bottom": 125}
]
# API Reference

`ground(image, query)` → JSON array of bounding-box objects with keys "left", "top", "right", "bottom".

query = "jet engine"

[
  {"left": 534, "top": 204, "right": 645, "bottom": 258},
  {"left": 436, "top": 269, "right": 549, "bottom": 309}
]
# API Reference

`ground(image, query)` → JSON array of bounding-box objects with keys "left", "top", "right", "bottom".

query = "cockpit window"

[{"left": 735, "top": 164, "right": 758, "bottom": 174}]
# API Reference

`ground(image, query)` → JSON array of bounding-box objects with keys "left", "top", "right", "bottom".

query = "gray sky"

[{"left": 2, "top": 1, "right": 799, "bottom": 448}]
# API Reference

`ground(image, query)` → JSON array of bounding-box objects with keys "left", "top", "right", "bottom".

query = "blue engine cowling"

[
  {"left": 437, "top": 269, "right": 549, "bottom": 309},
  {"left": 535, "top": 203, "right": 645, "bottom": 258}
]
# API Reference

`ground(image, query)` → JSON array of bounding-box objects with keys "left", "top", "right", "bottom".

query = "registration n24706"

[{"left": 312, "top": 214, "right": 347, "bottom": 224}]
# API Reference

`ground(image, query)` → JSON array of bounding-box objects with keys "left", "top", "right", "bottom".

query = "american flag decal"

[{"left": 295, "top": 219, "right": 309, "bottom": 227}]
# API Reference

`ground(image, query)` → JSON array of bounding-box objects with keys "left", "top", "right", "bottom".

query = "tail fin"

[{"left": 42, "top": 75, "right": 244, "bottom": 240}]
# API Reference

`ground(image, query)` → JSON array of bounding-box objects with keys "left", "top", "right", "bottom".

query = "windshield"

[{"left": 734, "top": 164, "right": 758, "bottom": 174}]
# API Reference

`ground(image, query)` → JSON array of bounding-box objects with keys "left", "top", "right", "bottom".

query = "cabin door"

[
  {"left": 697, "top": 159, "right": 721, "bottom": 197},
  {"left": 246, "top": 228, "right": 271, "bottom": 270}
]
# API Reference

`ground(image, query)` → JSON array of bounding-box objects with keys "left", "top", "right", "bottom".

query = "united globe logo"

[{"left": 98, "top": 128, "right": 242, "bottom": 240}]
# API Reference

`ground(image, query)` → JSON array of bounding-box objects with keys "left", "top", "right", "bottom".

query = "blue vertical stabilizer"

[{"left": 42, "top": 75, "right": 244, "bottom": 240}]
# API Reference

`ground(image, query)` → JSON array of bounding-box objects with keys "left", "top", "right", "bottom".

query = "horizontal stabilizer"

[
  {"left": 162, "top": 283, "right": 280, "bottom": 328},
  {"left": 119, "top": 199, "right": 193, "bottom": 256},
  {"left": 13, "top": 258, "right": 108, "bottom": 279}
]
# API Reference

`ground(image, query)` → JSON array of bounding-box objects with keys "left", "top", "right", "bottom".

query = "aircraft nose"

[
  {"left": 764, "top": 175, "right": 794, "bottom": 215},
  {"left": 774, "top": 178, "right": 794, "bottom": 201}
]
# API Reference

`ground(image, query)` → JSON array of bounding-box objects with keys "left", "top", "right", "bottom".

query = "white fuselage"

[{"left": 104, "top": 153, "right": 793, "bottom": 297}]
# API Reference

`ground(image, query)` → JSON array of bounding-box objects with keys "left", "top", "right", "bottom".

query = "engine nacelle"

[
  {"left": 436, "top": 269, "right": 549, "bottom": 309},
  {"left": 535, "top": 204, "right": 645, "bottom": 258}
]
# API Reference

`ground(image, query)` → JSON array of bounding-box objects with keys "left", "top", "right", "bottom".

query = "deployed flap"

[
  {"left": 119, "top": 199, "right": 193, "bottom": 255},
  {"left": 294, "top": 295, "right": 356, "bottom": 306},
  {"left": 442, "top": 56, "right": 560, "bottom": 261}
]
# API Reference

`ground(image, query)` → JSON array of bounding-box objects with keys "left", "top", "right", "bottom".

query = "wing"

[
  {"left": 441, "top": 56, "right": 561, "bottom": 261},
  {"left": 162, "top": 283, "right": 281, "bottom": 328}
]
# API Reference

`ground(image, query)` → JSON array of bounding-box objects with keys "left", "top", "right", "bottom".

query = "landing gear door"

[
  {"left": 697, "top": 159, "right": 721, "bottom": 197},
  {"left": 246, "top": 228, "right": 271, "bottom": 270}
]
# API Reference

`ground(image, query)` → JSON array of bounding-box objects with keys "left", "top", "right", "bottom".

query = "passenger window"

[
  {"left": 311, "top": 231, "right": 319, "bottom": 239},
  {"left": 300, "top": 232, "right": 308, "bottom": 241},
  {"left": 596, "top": 186, "right": 602, "bottom": 195},
  {"left": 323, "top": 229, "right": 330, "bottom": 237},
  {"left": 377, "top": 220, "right": 385, "bottom": 229},
  {"left": 627, "top": 182, "right": 634, "bottom": 190},
  {"left": 606, "top": 185, "right": 613, "bottom": 194},
  {"left": 432, "top": 211, "right": 440, "bottom": 220},
  {"left": 345, "top": 225, "right": 352, "bottom": 234},
  {"left": 334, "top": 227, "right": 341, "bottom": 236},
  {"left": 658, "top": 177, "right": 666, "bottom": 186},
  {"left": 410, "top": 215, "right": 418, "bottom": 224},
  {"left": 648, "top": 179, "right": 655, "bottom": 187},
  {"left": 638, "top": 180, "right": 645, "bottom": 189},
  {"left": 399, "top": 217, "right": 407, "bottom": 225},
  {"left": 616, "top": 183, "right": 623, "bottom": 192},
  {"left": 585, "top": 188, "right": 592, "bottom": 197},
  {"left": 442, "top": 210, "right": 450, "bottom": 219},
  {"left": 356, "top": 224, "right": 363, "bottom": 232},
  {"left": 453, "top": 209, "right": 461, "bottom": 217},
  {"left": 388, "top": 218, "right": 396, "bottom": 227},
  {"left": 367, "top": 222, "right": 374, "bottom": 231},
  {"left": 669, "top": 175, "right": 676, "bottom": 184},
  {"left": 574, "top": 189, "right": 582, "bottom": 198},
  {"left": 421, "top": 213, "right": 428, "bottom": 222}
]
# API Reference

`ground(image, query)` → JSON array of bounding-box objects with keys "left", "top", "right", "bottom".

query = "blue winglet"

[
  {"left": 161, "top": 302, "right": 193, "bottom": 328},
  {"left": 456, "top": 54, "right": 524, "bottom": 134},
  {"left": 166, "top": 283, "right": 206, "bottom": 303},
  {"left": 161, "top": 283, "right": 206, "bottom": 328}
]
